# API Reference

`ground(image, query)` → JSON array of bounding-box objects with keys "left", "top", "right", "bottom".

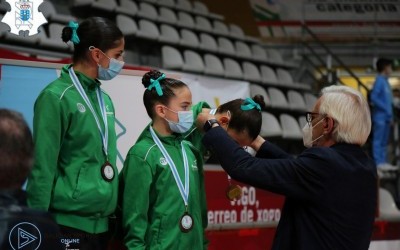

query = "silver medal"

[
  {"left": 101, "top": 162, "right": 114, "bottom": 182},
  {"left": 179, "top": 212, "right": 193, "bottom": 233}
]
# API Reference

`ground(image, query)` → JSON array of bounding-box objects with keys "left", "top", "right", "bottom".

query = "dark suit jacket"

[{"left": 203, "top": 127, "right": 377, "bottom": 250}]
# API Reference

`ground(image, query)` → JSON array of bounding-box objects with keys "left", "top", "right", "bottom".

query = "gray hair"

[{"left": 319, "top": 85, "right": 371, "bottom": 145}]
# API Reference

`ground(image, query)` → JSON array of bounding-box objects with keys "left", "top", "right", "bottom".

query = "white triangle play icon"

[{"left": 18, "top": 228, "right": 37, "bottom": 248}]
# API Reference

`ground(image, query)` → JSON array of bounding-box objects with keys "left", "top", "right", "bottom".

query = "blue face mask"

[
  {"left": 91, "top": 47, "right": 124, "bottom": 80},
  {"left": 164, "top": 107, "right": 194, "bottom": 134},
  {"left": 98, "top": 57, "right": 124, "bottom": 80}
]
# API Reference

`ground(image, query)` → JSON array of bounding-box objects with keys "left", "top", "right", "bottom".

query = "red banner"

[{"left": 204, "top": 168, "right": 285, "bottom": 250}]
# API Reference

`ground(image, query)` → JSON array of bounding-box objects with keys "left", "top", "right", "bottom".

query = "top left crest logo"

[{"left": 1, "top": 0, "right": 47, "bottom": 36}]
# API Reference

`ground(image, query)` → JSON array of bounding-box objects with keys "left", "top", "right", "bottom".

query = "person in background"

[
  {"left": 26, "top": 17, "right": 125, "bottom": 250},
  {"left": 370, "top": 58, "right": 397, "bottom": 171},
  {"left": 197, "top": 85, "right": 377, "bottom": 250},
  {"left": 0, "top": 109, "right": 62, "bottom": 249}
]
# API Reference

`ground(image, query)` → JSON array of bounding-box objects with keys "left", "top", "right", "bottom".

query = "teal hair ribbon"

[
  {"left": 68, "top": 21, "right": 80, "bottom": 44},
  {"left": 241, "top": 97, "right": 261, "bottom": 111},
  {"left": 148, "top": 74, "right": 166, "bottom": 96}
]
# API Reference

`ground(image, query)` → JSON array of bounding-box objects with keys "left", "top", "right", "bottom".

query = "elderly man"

[
  {"left": 198, "top": 86, "right": 377, "bottom": 250},
  {"left": 0, "top": 109, "right": 62, "bottom": 249}
]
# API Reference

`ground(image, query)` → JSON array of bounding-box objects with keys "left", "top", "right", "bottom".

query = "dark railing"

[{"left": 301, "top": 24, "right": 370, "bottom": 95}]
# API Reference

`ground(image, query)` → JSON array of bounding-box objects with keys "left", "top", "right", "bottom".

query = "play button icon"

[
  {"left": 18, "top": 228, "right": 38, "bottom": 248},
  {"left": 9, "top": 222, "right": 41, "bottom": 250}
]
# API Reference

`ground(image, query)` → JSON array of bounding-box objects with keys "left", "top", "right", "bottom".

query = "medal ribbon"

[
  {"left": 149, "top": 126, "right": 189, "bottom": 207},
  {"left": 69, "top": 67, "right": 109, "bottom": 157}
]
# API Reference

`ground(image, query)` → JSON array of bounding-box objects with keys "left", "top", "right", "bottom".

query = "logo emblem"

[
  {"left": 1, "top": 0, "right": 47, "bottom": 36},
  {"left": 160, "top": 157, "right": 168, "bottom": 166},
  {"left": 105, "top": 105, "right": 114, "bottom": 115},
  {"left": 9, "top": 222, "right": 41, "bottom": 250},
  {"left": 192, "top": 160, "right": 198, "bottom": 170},
  {"left": 77, "top": 103, "right": 86, "bottom": 113}
]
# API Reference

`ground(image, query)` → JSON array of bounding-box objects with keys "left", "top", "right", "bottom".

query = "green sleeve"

[
  {"left": 190, "top": 102, "right": 210, "bottom": 248},
  {"left": 186, "top": 102, "right": 211, "bottom": 248},
  {"left": 185, "top": 102, "right": 211, "bottom": 154},
  {"left": 192, "top": 101, "right": 211, "bottom": 120},
  {"left": 27, "top": 90, "right": 65, "bottom": 210},
  {"left": 122, "top": 153, "right": 153, "bottom": 250}
]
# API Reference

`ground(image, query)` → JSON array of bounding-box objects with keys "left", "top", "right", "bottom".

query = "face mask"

[
  {"left": 93, "top": 47, "right": 124, "bottom": 80},
  {"left": 164, "top": 107, "right": 194, "bottom": 134},
  {"left": 302, "top": 118, "right": 325, "bottom": 148}
]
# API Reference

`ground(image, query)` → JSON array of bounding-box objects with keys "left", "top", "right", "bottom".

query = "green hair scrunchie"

[
  {"left": 148, "top": 74, "right": 166, "bottom": 96},
  {"left": 241, "top": 97, "right": 261, "bottom": 112},
  {"left": 68, "top": 21, "right": 80, "bottom": 45}
]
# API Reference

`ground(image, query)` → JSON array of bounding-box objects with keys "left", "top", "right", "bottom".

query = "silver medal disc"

[
  {"left": 179, "top": 213, "right": 193, "bottom": 233},
  {"left": 101, "top": 162, "right": 115, "bottom": 182}
]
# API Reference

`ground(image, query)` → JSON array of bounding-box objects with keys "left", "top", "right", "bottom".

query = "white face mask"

[
  {"left": 89, "top": 46, "right": 125, "bottom": 81},
  {"left": 97, "top": 57, "right": 124, "bottom": 80},
  {"left": 163, "top": 107, "right": 194, "bottom": 134},
  {"left": 302, "top": 118, "right": 325, "bottom": 148}
]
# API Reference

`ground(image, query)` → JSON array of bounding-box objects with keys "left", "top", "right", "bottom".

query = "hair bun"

[
  {"left": 61, "top": 26, "right": 73, "bottom": 43},
  {"left": 142, "top": 70, "right": 164, "bottom": 88},
  {"left": 253, "top": 94, "right": 266, "bottom": 110}
]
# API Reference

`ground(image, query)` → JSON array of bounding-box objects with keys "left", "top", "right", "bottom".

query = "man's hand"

[
  {"left": 250, "top": 135, "right": 266, "bottom": 152},
  {"left": 196, "top": 112, "right": 216, "bottom": 132}
]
